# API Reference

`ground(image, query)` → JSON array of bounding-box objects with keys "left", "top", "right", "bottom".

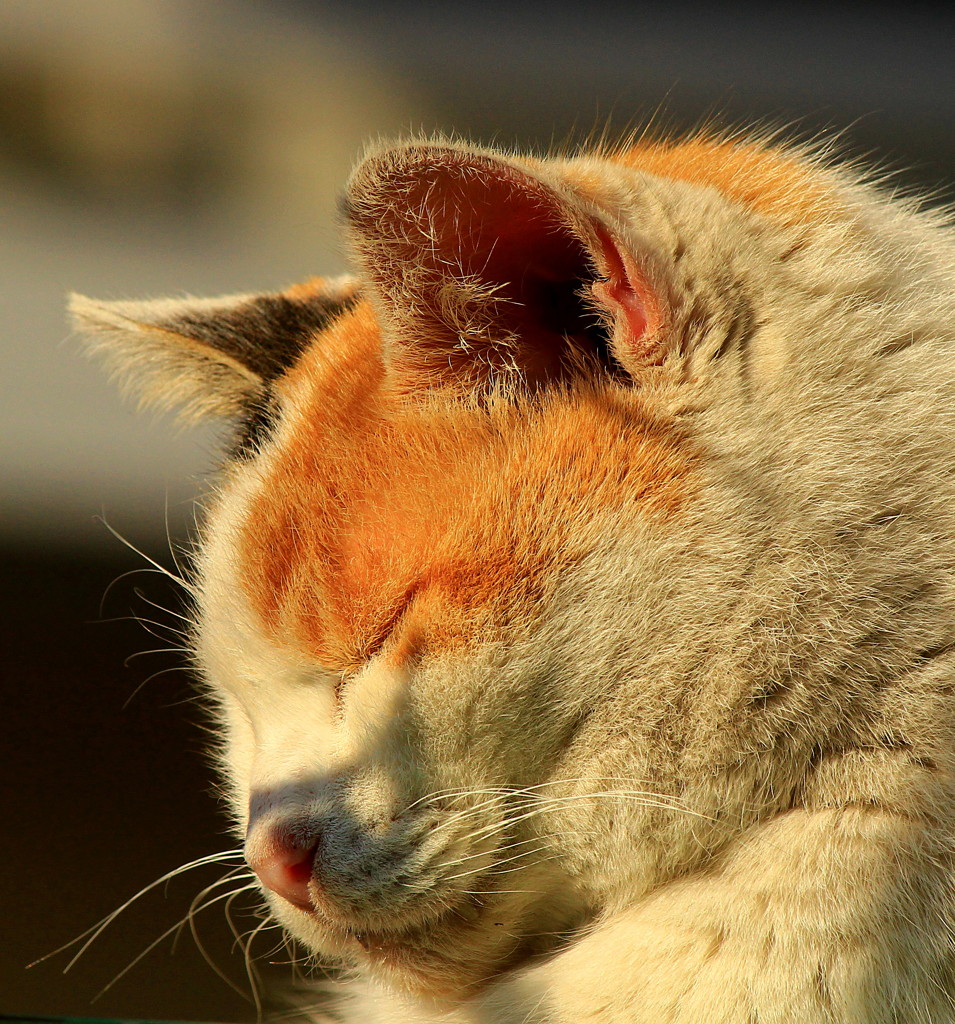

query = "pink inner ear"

[
  {"left": 349, "top": 149, "right": 631, "bottom": 388},
  {"left": 412, "top": 164, "right": 603, "bottom": 381},
  {"left": 590, "top": 227, "right": 661, "bottom": 364}
]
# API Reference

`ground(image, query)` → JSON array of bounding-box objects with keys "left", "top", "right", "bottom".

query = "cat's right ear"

[{"left": 70, "top": 275, "right": 358, "bottom": 421}]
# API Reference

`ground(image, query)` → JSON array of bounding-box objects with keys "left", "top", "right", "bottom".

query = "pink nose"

[{"left": 247, "top": 831, "right": 318, "bottom": 912}]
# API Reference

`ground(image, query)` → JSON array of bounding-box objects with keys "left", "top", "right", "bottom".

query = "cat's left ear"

[
  {"left": 344, "top": 143, "right": 664, "bottom": 391},
  {"left": 70, "top": 276, "right": 358, "bottom": 421}
]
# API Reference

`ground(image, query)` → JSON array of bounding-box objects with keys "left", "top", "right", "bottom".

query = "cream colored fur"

[{"left": 77, "top": 134, "right": 955, "bottom": 1023}]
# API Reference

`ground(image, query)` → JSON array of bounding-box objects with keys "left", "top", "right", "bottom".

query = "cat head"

[{"left": 75, "top": 135, "right": 943, "bottom": 997}]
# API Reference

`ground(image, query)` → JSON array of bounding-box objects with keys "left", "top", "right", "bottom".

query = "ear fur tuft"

[
  {"left": 71, "top": 275, "right": 359, "bottom": 422},
  {"left": 71, "top": 291, "right": 264, "bottom": 421}
]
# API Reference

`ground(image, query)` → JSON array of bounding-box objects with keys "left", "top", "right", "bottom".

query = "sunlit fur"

[{"left": 78, "top": 131, "right": 955, "bottom": 1023}]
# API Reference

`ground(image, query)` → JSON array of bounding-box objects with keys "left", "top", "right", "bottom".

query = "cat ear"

[
  {"left": 344, "top": 144, "right": 662, "bottom": 390},
  {"left": 70, "top": 276, "right": 359, "bottom": 420}
]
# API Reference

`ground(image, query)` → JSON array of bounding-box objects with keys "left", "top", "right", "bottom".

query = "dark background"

[{"left": 3, "top": 1, "right": 954, "bottom": 1020}]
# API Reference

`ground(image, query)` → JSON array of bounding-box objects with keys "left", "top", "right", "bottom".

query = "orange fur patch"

[
  {"left": 238, "top": 302, "right": 694, "bottom": 675},
  {"left": 613, "top": 136, "right": 837, "bottom": 225},
  {"left": 283, "top": 276, "right": 333, "bottom": 301}
]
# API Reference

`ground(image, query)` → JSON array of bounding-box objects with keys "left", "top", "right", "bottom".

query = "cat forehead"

[
  {"left": 191, "top": 133, "right": 858, "bottom": 680},
  {"left": 220, "top": 301, "right": 694, "bottom": 675},
  {"left": 215, "top": 137, "right": 835, "bottom": 671}
]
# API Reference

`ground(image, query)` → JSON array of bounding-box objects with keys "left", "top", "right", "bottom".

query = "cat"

[{"left": 73, "top": 130, "right": 955, "bottom": 1023}]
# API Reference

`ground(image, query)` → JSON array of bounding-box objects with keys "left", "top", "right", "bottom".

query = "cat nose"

[{"left": 246, "top": 828, "right": 319, "bottom": 913}]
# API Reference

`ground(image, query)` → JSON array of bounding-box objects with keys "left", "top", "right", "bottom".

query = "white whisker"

[
  {"left": 121, "top": 663, "right": 192, "bottom": 707},
  {"left": 95, "top": 612, "right": 189, "bottom": 642},
  {"left": 184, "top": 868, "right": 259, "bottom": 1000},
  {"left": 123, "top": 645, "right": 190, "bottom": 663},
  {"left": 96, "top": 516, "right": 197, "bottom": 597},
  {"left": 92, "top": 881, "right": 260, "bottom": 1002},
  {"left": 134, "top": 586, "right": 195, "bottom": 626},
  {"left": 98, "top": 566, "right": 179, "bottom": 618},
  {"left": 240, "top": 911, "right": 276, "bottom": 1021},
  {"left": 31, "top": 849, "right": 244, "bottom": 971}
]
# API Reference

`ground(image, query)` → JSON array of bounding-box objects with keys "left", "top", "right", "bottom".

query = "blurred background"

[{"left": 3, "top": 0, "right": 953, "bottom": 1019}]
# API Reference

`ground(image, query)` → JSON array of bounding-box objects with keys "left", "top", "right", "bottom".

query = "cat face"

[
  {"left": 194, "top": 299, "right": 694, "bottom": 993},
  {"left": 76, "top": 136, "right": 952, "bottom": 998}
]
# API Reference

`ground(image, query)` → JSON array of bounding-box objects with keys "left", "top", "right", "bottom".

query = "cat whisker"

[
  {"left": 282, "top": 934, "right": 308, "bottom": 986},
  {"left": 404, "top": 783, "right": 525, "bottom": 814},
  {"left": 92, "top": 881, "right": 261, "bottom": 1003},
  {"left": 426, "top": 791, "right": 712, "bottom": 880},
  {"left": 412, "top": 778, "right": 704, "bottom": 835},
  {"left": 219, "top": 898, "right": 269, "bottom": 1020},
  {"left": 436, "top": 795, "right": 680, "bottom": 851},
  {"left": 94, "top": 611, "right": 189, "bottom": 642},
  {"left": 122, "top": 663, "right": 194, "bottom": 708},
  {"left": 96, "top": 516, "right": 197, "bottom": 597},
  {"left": 248, "top": 924, "right": 294, "bottom": 965},
  {"left": 132, "top": 585, "right": 195, "bottom": 627},
  {"left": 419, "top": 793, "right": 512, "bottom": 835},
  {"left": 183, "top": 868, "right": 260, "bottom": 1001},
  {"left": 459, "top": 888, "right": 548, "bottom": 896},
  {"left": 98, "top": 566, "right": 185, "bottom": 619},
  {"left": 438, "top": 835, "right": 573, "bottom": 883},
  {"left": 118, "top": 642, "right": 193, "bottom": 708},
  {"left": 441, "top": 848, "right": 548, "bottom": 884},
  {"left": 32, "top": 849, "right": 245, "bottom": 971},
  {"left": 163, "top": 490, "right": 195, "bottom": 589},
  {"left": 489, "top": 848, "right": 566, "bottom": 874},
  {"left": 445, "top": 830, "right": 595, "bottom": 874},
  {"left": 240, "top": 912, "right": 280, "bottom": 1021},
  {"left": 123, "top": 645, "right": 191, "bottom": 664}
]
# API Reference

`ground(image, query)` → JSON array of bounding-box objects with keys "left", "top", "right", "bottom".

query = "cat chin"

[{"left": 272, "top": 888, "right": 549, "bottom": 998}]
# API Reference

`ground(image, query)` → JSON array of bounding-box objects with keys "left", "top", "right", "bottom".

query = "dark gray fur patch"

[
  {"left": 230, "top": 387, "right": 280, "bottom": 462},
  {"left": 187, "top": 288, "right": 358, "bottom": 462},
  {"left": 178, "top": 290, "right": 358, "bottom": 383}
]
